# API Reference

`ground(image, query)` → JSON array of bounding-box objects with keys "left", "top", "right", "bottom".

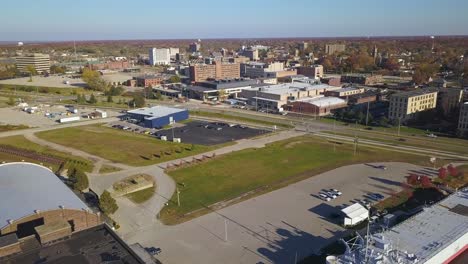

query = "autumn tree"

[
  {"left": 25, "top": 65, "right": 37, "bottom": 82},
  {"left": 407, "top": 174, "right": 420, "bottom": 186},
  {"left": 420, "top": 176, "right": 432, "bottom": 188},
  {"left": 438, "top": 167, "right": 448, "bottom": 180},
  {"left": 447, "top": 164, "right": 459, "bottom": 177},
  {"left": 99, "top": 190, "right": 118, "bottom": 215},
  {"left": 82, "top": 68, "right": 109, "bottom": 91}
]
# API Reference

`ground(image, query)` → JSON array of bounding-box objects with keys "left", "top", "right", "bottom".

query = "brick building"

[
  {"left": 0, "top": 162, "right": 101, "bottom": 258},
  {"left": 297, "top": 65, "right": 324, "bottom": 79},
  {"left": 135, "top": 75, "right": 163, "bottom": 87},
  {"left": 189, "top": 62, "right": 240, "bottom": 82},
  {"left": 86, "top": 60, "right": 130, "bottom": 70}
]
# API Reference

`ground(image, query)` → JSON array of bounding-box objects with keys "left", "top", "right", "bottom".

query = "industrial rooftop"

[
  {"left": 296, "top": 96, "right": 346, "bottom": 107},
  {"left": 340, "top": 188, "right": 468, "bottom": 264},
  {"left": 0, "top": 162, "right": 89, "bottom": 229},
  {"left": 127, "top": 106, "right": 186, "bottom": 119},
  {"left": 245, "top": 83, "right": 337, "bottom": 95}
]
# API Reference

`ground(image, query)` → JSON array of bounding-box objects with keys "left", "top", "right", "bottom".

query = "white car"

[
  {"left": 326, "top": 191, "right": 337, "bottom": 199},
  {"left": 319, "top": 193, "right": 331, "bottom": 201},
  {"left": 330, "top": 189, "right": 342, "bottom": 196}
]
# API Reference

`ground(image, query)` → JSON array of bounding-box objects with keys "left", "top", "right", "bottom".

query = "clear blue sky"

[{"left": 1, "top": 0, "right": 467, "bottom": 41}]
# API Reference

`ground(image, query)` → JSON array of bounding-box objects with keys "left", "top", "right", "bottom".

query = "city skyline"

[{"left": 1, "top": 0, "right": 468, "bottom": 41}]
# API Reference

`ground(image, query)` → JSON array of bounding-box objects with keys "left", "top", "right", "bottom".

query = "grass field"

[
  {"left": 126, "top": 186, "right": 156, "bottom": 204},
  {"left": 36, "top": 124, "right": 216, "bottom": 166},
  {"left": 190, "top": 110, "right": 293, "bottom": 128},
  {"left": 0, "top": 124, "right": 30, "bottom": 132},
  {"left": 0, "top": 135, "right": 93, "bottom": 172},
  {"left": 161, "top": 135, "right": 429, "bottom": 224}
]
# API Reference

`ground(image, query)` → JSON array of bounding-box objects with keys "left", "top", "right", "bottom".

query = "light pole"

[
  {"left": 397, "top": 117, "right": 401, "bottom": 137},
  {"left": 354, "top": 137, "right": 359, "bottom": 156},
  {"left": 365, "top": 101, "right": 370, "bottom": 126},
  {"left": 177, "top": 188, "right": 181, "bottom": 207},
  {"left": 224, "top": 219, "right": 228, "bottom": 242}
]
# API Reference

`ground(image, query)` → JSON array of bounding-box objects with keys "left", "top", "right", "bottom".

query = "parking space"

[{"left": 156, "top": 120, "right": 270, "bottom": 145}]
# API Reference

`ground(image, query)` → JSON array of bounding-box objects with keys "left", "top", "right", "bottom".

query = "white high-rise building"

[{"left": 149, "top": 48, "right": 170, "bottom": 65}]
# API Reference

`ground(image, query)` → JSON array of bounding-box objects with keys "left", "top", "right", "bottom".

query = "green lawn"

[
  {"left": 0, "top": 124, "right": 30, "bottom": 132},
  {"left": 99, "top": 164, "right": 122, "bottom": 174},
  {"left": 126, "top": 186, "right": 156, "bottom": 204},
  {"left": 36, "top": 124, "right": 215, "bottom": 166},
  {"left": 0, "top": 135, "right": 93, "bottom": 172},
  {"left": 161, "top": 135, "right": 429, "bottom": 224}
]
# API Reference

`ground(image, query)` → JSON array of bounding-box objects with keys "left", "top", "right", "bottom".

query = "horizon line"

[{"left": 1, "top": 34, "right": 468, "bottom": 44}]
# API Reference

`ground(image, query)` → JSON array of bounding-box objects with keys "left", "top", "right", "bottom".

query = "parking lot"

[
  {"left": 125, "top": 162, "right": 425, "bottom": 264},
  {"left": 156, "top": 120, "right": 270, "bottom": 145}
]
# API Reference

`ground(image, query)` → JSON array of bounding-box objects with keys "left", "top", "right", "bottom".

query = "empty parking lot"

[{"left": 156, "top": 121, "right": 270, "bottom": 145}]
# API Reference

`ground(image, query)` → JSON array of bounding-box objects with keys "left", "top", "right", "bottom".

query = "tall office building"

[
  {"left": 325, "top": 44, "right": 346, "bottom": 55},
  {"left": 149, "top": 48, "right": 170, "bottom": 65},
  {"left": 298, "top": 42, "right": 308, "bottom": 51},
  {"left": 189, "top": 42, "right": 201, "bottom": 53},
  {"left": 458, "top": 102, "right": 468, "bottom": 136},
  {"left": 15, "top": 53, "right": 50, "bottom": 73},
  {"left": 189, "top": 62, "right": 240, "bottom": 82}
]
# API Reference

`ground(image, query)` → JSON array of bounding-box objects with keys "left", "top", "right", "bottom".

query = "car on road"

[
  {"left": 145, "top": 247, "right": 161, "bottom": 255},
  {"left": 319, "top": 193, "right": 331, "bottom": 201},
  {"left": 376, "top": 165, "right": 387, "bottom": 170}
]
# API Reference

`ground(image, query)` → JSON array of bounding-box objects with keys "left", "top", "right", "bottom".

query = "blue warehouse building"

[{"left": 126, "top": 106, "right": 189, "bottom": 128}]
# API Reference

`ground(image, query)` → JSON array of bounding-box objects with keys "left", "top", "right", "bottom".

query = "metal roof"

[
  {"left": 337, "top": 188, "right": 468, "bottom": 264},
  {"left": 0, "top": 162, "right": 89, "bottom": 229},
  {"left": 297, "top": 96, "right": 346, "bottom": 107},
  {"left": 245, "top": 83, "right": 337, "bottom": 95},
  {"left": 127, "top": 106, "right": 186, "bottom": 119},
  {"left": 341, "top": 203, "right": 368, "bottom": 219}
]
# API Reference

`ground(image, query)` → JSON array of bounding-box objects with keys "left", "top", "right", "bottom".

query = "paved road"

[
  {"left": 313, "top": 132, "right": 468, "bottom": 160},
  {"left": 124, "top": 162, "right": 426, "bottom": 264}
]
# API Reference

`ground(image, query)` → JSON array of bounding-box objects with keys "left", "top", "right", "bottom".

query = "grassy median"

[
  {"left": 161, "top": 135, "right": 429, "bottom": 224},
  {"left": 36, "top": 124, "right": 216, "bottom": 166}
]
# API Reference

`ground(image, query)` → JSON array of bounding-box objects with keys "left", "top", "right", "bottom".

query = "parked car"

[
  {"left": 376, "top": 165, "right": 387, "bottom": 170},
  {"left": 319, "top": 193, "right": 331, "bottom": 201},
  {"left": 325, "top": 191, "right": 337, "bottom": 199},
  {"left": 330, "top": 189, "right": 342, "bottom": 196},
  {"left": 370, "top": 193, "right": 384, "bottom": 200}
]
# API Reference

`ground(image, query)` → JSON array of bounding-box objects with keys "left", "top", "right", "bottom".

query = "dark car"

[{"left": 145, "top": 247, "right": 161, "bottom": 255}]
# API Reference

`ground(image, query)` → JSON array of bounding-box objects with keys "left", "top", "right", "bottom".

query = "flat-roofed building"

[
  {"left": 325, "top": 87, "right": 365, "bottom": 98},
  {"left": 297, "top": 65, "right": 323, "bottom": 79},
  {"left": 437, "top": 88, "right": 463, "bottom": 117},
  {"left": 288, "top": 96, "right": 347, "bottom": 116},
  {"left": 341, "top": 74, "right": 383, "bottom": 85},
  {"left": 15, "top": 53, "right": 50, "bottom": 74},
  {"left": 135, "top": 75, "right": 163, "bottom": 87},
  {"left": 127, "top": 106, "right": 189, "bottom": 128},
  {"left": 335, "top": 188, "right": 468, "bottom": 264},
  {"left": 458, "top": 102, "right": 468, "bottom": 137},
  {"left": 388, "top": 89, "right": 438, "bottom": 121},
  {"left": 149, "top": 48, "right": 170, "bottom": 65},
  {"left": 240, "top": 82, "right": 340, "bottom": 111},
  {"left": 325, "top": 44, "right": 346, "bottom": 55},
  {"left": 189, "top": 62, "right": 240, "bottom": 82}
]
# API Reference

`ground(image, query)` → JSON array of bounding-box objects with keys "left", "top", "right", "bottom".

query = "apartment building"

[
  {"left": 189, "top": 42, "right": 201, "bottom": 52},
  {"left": 458, "top": 102, "right": 468, "bottom": 136},
  {"left": 189, "top": 62, "right": 240, "bottom": 82},
  {"left": 325, "top": 44, "right": 346, "bottom": 55},
  {"left": 16, "top": 53, "right": 50, "bottom": 73},
  {"left": 149, "top": 48, "right": 170, "bottom": 65},
  {"left": 297, "top": 65, "right": 324, "bottom": 79},
  {"left": 325, "top": 87, "right": 365, "bottom": 98},
  {"left": 388, "top": 89, "right": 438, "bottom": 121}
]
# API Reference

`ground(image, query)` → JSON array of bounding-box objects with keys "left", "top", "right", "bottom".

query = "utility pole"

[
  {"left": 398, "top": 117, "right": 401, "bottom": 137},
  {"left": 333, "top": 117, "right": 336, "bottom": 152},
  {"left": 177, "top": 188, "right": 180, "bottom": 206},
  {"left": 365, "top": 101, "right": 370, "bottom": 126},
  {"left": 354, "top": 137, "right": 359, "bottom": 156},
  {"left": 224, "top": 219, "right": 228, "bottom": 242}
]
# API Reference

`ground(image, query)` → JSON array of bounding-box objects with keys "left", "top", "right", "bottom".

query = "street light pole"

[
  {"left": 365, "top": 101, "right": 370, "bottom": 126},
  {"left": 224, "top": 219, "right": 228, "bottom": 242},
  {"left": 177, "top": 188, "right": 181, "bottom": 207},
  {"left": 398, "top": 117, "right": 401, "bottom": 137}
]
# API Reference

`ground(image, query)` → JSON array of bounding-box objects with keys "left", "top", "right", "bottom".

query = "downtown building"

[
  {"left": 458, "top": 102, "right": 468, "bottom": 137},
  {"left": 15, "top": 53, "right": 50, "bottom": 74},
  {"left": 189, "top": 62, "right": 240, "bottom": 82},
  {"left": 388, "top": 89, "right": 438, "bottom": 121},
  {"left": 149, "top": 48, "right": 171, "bottom": 65}
]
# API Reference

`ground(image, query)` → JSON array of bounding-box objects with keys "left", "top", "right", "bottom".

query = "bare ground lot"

[{"left": 0, "top": 75, "right": 86, "bottom": 88}]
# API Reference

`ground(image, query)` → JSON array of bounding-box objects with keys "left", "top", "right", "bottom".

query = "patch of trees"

[{"left": 99, "top": 190, "right": 118, "bottom": 215}]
